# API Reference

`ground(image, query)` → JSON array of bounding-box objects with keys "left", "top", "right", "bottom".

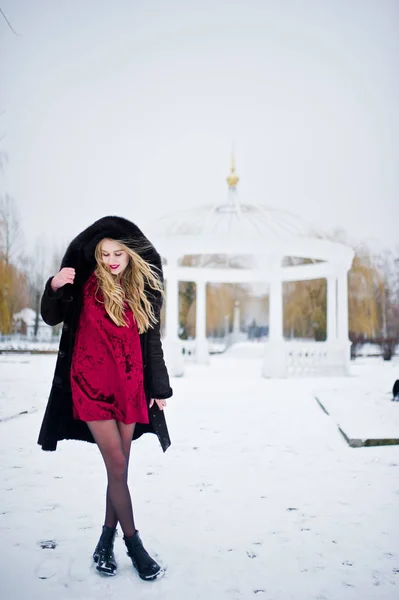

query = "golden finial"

[{"left": 226, "top": 148, "right": 239, "bottom": 187}]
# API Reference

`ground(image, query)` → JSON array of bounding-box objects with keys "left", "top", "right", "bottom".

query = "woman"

[{"left": 38, "top": 216, "right": 172, "bottom": 581}]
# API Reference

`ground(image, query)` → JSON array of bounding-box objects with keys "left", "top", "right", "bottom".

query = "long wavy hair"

[{"left": 94, "top": 238, "right": 164, "bottom": 333}]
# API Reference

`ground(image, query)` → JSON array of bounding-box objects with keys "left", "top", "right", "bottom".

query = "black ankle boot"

[
  {"left": 93, "top": 525, "right": 117, "bottom": 576},
  {"left": 124, "top": 531, "right": 163, "bottom": 580}
]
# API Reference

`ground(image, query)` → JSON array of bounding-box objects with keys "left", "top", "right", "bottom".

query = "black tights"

[{"left": 87, "top": 420, "right": 136, "bottom": 539}]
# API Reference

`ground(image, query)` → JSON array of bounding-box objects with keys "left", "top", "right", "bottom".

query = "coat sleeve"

[
  {"left": 40, "top": 277, "right": 66, "bottom": 326},
  {"left": 146, "top": 318, "right": 173, "bottom": 400}
]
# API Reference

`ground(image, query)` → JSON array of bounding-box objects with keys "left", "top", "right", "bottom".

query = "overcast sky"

[{"left": 1, "top": 0, "right": 398, "bottom": 253}]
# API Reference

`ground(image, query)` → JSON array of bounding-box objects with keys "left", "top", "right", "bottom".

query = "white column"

[
  {"left": 195, "top": 279, "right": 209, "bottom": 364},
  {"left": 268, "top": 277, "right": 283, "bottom": 341},
  {"left": 325, "top": 272, "right": 347, "bottom": 376},
  {"left": 337, "top": 271, "right": 349, "bottom": 342},
  {"left": 165, "top": 272, "right": 179, "bottom": 340},
  {"left": 162, "top": 258, "right": 184, "bottom": 377},
  {"left": 327, "top": 276, "right": 337, "bottom": 341},
  {"left": 262, "top": 258, "right": 287, "bottom": 377},
  {"left": 232, "top": 301, "right": 240, "bottom": 342},
  {"left": 332, "top": 269, "right": 351, "bottom": 375},
  {"left": 224, "top": 314, "right": 229, "bottom": 338}
]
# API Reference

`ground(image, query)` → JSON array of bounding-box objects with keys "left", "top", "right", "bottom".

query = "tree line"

[
  {"left": 1, "top": 196, "right": 398, "bottom": 342},
  {"left": 0, "top": 195, "right": 62, "bottom": 335},
  {"left": 283, "top": 248, "right": 399, "bottom": 342}
]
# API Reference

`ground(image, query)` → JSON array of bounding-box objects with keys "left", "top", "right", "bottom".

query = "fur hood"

[{"left": 60, "top": 215, "right": 163, "bottom": 306}]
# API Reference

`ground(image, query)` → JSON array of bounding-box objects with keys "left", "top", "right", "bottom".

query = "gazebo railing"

[
  {"left": 179, "top": 337, "right": 350, "bottom": 376},
  {"left": 285, "top": 341, "right": 349, "bottom": 376},
  {"left": 180, "top": 337, "right": 229, "bottom": 361}
]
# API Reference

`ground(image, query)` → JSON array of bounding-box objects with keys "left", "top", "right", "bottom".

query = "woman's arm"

[
  {"left": 40, "top": 267, "right": 75, "bottom": 326},
  {"left": 146, "top": 319, "right": 173, "bottom": 400},
  {"left": 41, "top": 277, "right": 66, "bottom": 326}
]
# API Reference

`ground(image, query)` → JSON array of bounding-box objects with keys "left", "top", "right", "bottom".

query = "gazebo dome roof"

[
  {"left": 150, "top": 201, "right": 325, "bottom": 242},
  {"left": 147, "top": 157, "right": 353, "bottom": 267},
  {"left": 150, "top": 154, "right": 324, "bottom": 243}
]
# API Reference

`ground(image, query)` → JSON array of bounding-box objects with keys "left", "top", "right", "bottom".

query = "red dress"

[{"left": 70, "top": 272, "right": 149, "bottom": 424}]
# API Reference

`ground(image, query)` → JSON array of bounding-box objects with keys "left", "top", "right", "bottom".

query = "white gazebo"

[{"left": 147, "top": 158, "right": 354, "bottom": 378}]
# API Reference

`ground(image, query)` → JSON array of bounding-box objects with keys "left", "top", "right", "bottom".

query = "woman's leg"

[
  {"left": 104, "top": 421, "right": 136, "bottom": 529},
  {"left": 87, "top": 420, "right": 136, "bottom": 538}
]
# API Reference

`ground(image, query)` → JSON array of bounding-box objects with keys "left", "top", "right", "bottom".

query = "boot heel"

[
  {"left": 93, "top": 526, "right": 118, "bottom": 576},
  {"left": 124, "top": 531, "right": 164, "bottom": 581}
]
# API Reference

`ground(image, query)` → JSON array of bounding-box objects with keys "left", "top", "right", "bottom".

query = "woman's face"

[{"left": 100, "top": 239, "right": 129, "bottom": 275}]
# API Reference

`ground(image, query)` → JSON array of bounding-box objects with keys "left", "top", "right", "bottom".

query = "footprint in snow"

[
  {"left": 38, "top": 540, "right": 57, "bottom": 550},
  {"left": 35, "top": 559, "right": 58, "bottom": 580}
]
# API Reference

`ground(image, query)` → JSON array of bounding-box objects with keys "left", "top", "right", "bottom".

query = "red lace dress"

[{"left": 70, "top": 272, "right": 149, "bottom": 424}]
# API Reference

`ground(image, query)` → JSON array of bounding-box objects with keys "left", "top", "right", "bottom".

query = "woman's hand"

[
  {"left": 51, "top": 267, "right": 76, "bottom": 292},
  {"left": 149, "top": 398, "right": 167, "bottom": 410}
]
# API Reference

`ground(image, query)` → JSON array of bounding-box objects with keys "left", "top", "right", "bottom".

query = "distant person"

[
  {"left": 38, "top": 216, "right": 172, "bottom": 581},
  {"left": 392, "top": 380, "right": 399, "bottom": 402},
  {"left": 247, "top": 319, "right": 257, "bottom": 341}
]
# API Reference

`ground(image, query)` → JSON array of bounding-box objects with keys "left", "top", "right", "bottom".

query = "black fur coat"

[{"left": 37, "top": 216, "right": 172, "bottom": 452}]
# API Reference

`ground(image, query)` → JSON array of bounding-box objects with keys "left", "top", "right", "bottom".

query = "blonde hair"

[{"left": 94, "top": 239, "right": 164, "bottom": 333}]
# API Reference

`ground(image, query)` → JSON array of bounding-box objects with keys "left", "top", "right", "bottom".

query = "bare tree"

[
  {"left": 374, "top": 248, "right": 399, "bottom": 339},
  {"left": 0, "top": 109, "right": 6, "bottom": 172},
  {"left": 22, "top": 237, "right": 49, "bottom": 337},
  {"left": 0, "top": 7, "right": 19, "bottom": 35},
  {"left": 21, "top": 236, "right": 65, "bottom": 338},
  {"left": 0, "top": 150, "right": 7, "bottom": 173},
  {"left": 0, "top": 194, "right": 22, "bottom": 265}
]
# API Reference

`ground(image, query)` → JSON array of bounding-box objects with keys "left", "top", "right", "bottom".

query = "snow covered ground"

[
  {"left": 0, "top": 340, "right": 59, "bottom": 353},
  {"left": 314, "top": 358, "right": 399, "bottom": 442},
  {"left": 1, "top": 352, "right": 398, "bottom": 600}
]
